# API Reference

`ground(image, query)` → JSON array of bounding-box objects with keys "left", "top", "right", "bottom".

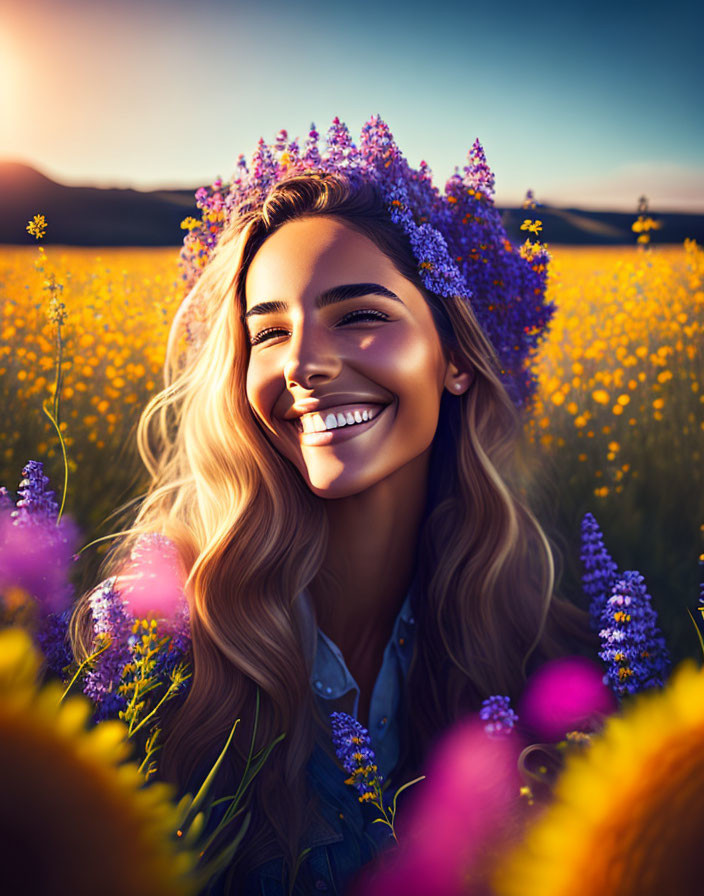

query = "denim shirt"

[
  {"left": 299, "top": 581, "right": 417, "bottom": 782},
  {"left": 207, "top": 582, "right": 418, "bottom": 896}
]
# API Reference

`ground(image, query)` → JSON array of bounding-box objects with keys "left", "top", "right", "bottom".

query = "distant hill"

[
  {"left": 0, "top": 162, "right": 197, "bottom": 246},
  {"left": 1, "top": 162, "right": 703, "bottom": 246}
]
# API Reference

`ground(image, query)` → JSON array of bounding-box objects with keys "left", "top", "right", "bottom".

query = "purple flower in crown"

[
  {"left": 302, "top": 122, "right": 321, "bottom": 167},
  {"left": 383, "top": 179, "right": 472, "bottom": 301},
  {"left": 322, "top": 116, "right": 362, "bottom": 171},
  {"left": 479, "top": 695, "right": 519, "bottom": 736},
  {"left": 273, "top": 128, "right": 288, "bottom": 152},
  {"left": 176, "top": 114, "right": 556, "bottom": 409},
  {"left": 359, "top": 113, "right": 406, "bottom": 179},
  {"left": 286, "top": 137, "right": 300, "bottom": 162},
  {"left": 581, "top": 512, "right": 620, "bottom": 632},
  {"left": 251, "top": 137, "right": 278, "bottom": 193},
  {"left": 598, "top": 570, "right": 670, "bottom": 698},
  {"left": 410, "top": 223, "right": 472, "bottom": 301},
  {"left": 384, "top": 180, "right": 415, "bottom": 231},
  {"left": 463, "top": 138, "right": 495, "bottom": 201}
]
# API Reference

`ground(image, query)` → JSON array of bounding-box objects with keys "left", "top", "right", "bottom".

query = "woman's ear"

[{"left": 444, "top": 353, "right": 474, "bottom": 395}]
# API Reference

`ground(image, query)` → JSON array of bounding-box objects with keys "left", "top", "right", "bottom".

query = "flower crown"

[{"left": 175, "top": 114, "right": 553, "bottom": 409}]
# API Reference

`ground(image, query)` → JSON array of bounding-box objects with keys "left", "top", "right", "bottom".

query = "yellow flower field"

[
  {"left": 0, "top": 246, "right": 183, "bottom": 556},
  {"left": 519, "top": 240, "right": 703, "bottom": 659},
  {"left": 1, "top": 240, "right": 702, "bottom": 656}
]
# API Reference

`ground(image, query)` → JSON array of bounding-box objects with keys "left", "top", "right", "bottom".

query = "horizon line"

[{"left": 3, "top": 157, "right": 704, "bottom": 216}]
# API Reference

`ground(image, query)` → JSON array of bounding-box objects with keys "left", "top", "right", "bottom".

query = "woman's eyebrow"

[{"left": 244, "top": 283, "right": 402, "bottom": 319}]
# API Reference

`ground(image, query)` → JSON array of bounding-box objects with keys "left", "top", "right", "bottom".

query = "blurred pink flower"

[
  {"left": 518, "top": 656, "right": 616, "bottom": 741},
  {"left": 0, "top": 507, "right": 79, "bottom": 615},
  {"left": 117, "top": 533, "right": 187, "bottom": 626},
  {"left": 354, "top": 718, "right": 523, "bottom": 896}
]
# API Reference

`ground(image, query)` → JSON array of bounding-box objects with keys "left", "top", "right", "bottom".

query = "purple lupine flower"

[
  {"left": 35, "top": 607, "right": 74, "bottom": 678},
  {"left": 409, "top": 222, "right": 472, "bottom": 301},
  {"left": 13, "top": 460, "right": 59, "bottom": 522},
  {"left": 523, "top": 189, "right": 537, "bottom": 210},
  {"left": 82, "top": 577, "right": 135, "bottom": 720},
  {"left": 322, "top": 116, "right": 361, "bottom": 170},
  {"left": 598, "top": 570, "right": 670, "bottom": 698},
  {"left": 479, "top": 695, "right": 519, "bottom": 736},
  {"left": 463, "top": 138, "right": 495, "bottom": 201},
  {"left": 330, "top": 711, "right": 382, "bottom": 801},
  {"left": 0, "top": 461, "right": 79, "bottom": 615},
  {"left": 273, "top": 128, "right": 288, "bottom": 152},
  {"left": 581, "top": 512, "right": 620, "bottom": 632},
  {"left": 301, "top": 122, "right": 321, "bottom": 167}
]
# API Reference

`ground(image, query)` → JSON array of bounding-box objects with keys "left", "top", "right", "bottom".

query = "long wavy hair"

[{"left": 69, "top": 170, "right": 592, "bottom": 882}]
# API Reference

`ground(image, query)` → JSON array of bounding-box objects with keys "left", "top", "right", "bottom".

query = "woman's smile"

[
  {"left": 292, "top": 401, "right": 391, "bottom": 446},
  {"left": 244, "top": 215, "right": 460, "bottom": 498}
]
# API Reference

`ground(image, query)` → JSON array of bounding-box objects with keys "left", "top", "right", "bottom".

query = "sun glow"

[{"left": 0, "top": 28, "right": 21, "bottom": 136}]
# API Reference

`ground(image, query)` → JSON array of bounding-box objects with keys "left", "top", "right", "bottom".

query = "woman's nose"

[{"left": 283, "top": 321, "right": 343, "bottom": 389}]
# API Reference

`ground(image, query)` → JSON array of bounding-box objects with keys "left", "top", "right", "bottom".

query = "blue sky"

[{"left": 1, "top": 0, "right": 702, "bottom": 209}]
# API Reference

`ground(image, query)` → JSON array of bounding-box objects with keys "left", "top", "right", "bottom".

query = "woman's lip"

[{"left": 291, "top": 403, "right": 390, "bottom": 446}]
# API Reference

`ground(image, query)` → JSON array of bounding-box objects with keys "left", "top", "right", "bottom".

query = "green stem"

[
  {"left": 138, "top": 741, "right": 162, "bottom": 776},
  {"left": 51, "top": 317, "right": 68, "bottom": 522},
  {"left": 129, "top": 674, "right": 190, "bottom": 739},
  {"left": 41, "top": 400, "right": 68, "bottom": 525},
  {"left": 123, "top": 662, "right": 147, "bottom": 733},
  {"left": 53, "top": 321, "right": 62, "bottom": 424},
  {"left": 60, "top": 639, "right": 111, "bottom": 703},
  {"left": 74, "top": 531, "right": 136, "bottom": 558}
]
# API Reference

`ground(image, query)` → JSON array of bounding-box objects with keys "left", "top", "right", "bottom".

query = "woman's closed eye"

[{"left": 248, "top": 308, "right": 390, "bottom": 346}]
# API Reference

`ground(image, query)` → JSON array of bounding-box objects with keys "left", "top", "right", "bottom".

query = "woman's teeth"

[{"left": 298, "top": 405, "right": 382, "bottom": 434}]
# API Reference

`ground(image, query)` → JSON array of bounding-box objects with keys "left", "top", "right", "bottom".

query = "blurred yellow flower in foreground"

[
  {"left": 494, "top": 660, "right": 704, "bottom": 896},
  {"left": 0, "top": 626, "right": 198, "bottom": 896}
]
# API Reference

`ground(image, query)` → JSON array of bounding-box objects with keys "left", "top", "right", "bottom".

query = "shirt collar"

[{"left": 294, "top": 580, "right": 417, "bottom": 698}]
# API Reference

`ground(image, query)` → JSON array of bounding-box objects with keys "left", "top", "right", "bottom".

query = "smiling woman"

[{"left": 68, "top": 117, "right": 595, "bottom": 895}]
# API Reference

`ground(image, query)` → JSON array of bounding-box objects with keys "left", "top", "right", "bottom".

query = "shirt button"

[
  {"left": 325, "top": 685, "right": 332, "bottom": 695},
  {"left": 379, "top": 716, "right": 387, "bottom": 728},
  {"left": 314, "top": 680, "right": 323, "bottom": 690}
]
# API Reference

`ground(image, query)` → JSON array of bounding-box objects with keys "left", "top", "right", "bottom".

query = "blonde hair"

[{"left": 70, "top": 171, "right": 590, "bottom": 881}]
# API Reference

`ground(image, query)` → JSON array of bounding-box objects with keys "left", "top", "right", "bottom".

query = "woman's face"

[{"left": 244, "top": 215, "right": 470, "bottom": 498}]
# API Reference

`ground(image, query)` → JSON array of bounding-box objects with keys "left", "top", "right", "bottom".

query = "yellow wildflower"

[{"left": 26, "top": 214, "right": 47, "bottom": 240}]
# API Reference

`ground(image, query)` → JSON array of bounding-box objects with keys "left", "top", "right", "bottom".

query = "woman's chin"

[{"left": 304, "top": 471, "right": 379, "bottom": 500}]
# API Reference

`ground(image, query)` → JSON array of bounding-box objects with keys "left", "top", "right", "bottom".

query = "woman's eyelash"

[{"left": 249, "top": 309, "right": 389, "bottom": 346}]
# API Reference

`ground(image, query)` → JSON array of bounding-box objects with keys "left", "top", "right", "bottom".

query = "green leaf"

[
  {"left": 193, "top": 811, "right": 252, "bottom": 891},
  {"left": 391, "top": 774, "right": 425, "bottom": 819},
  {"left": 177, "top": 717, "right": 240, "bottom": 830}
]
